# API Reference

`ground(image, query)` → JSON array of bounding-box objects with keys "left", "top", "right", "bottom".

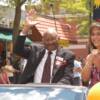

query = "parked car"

[{"left": 0, "top": 84, "right": 88, "bottom": 100}]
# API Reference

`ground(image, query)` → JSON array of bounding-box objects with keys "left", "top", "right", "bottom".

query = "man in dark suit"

[
  {"left": 14, "top": 29, "right": 75, "bottom": 84},
  {"left": 14, "top": 10, "right": 75, "bottom": 84}
]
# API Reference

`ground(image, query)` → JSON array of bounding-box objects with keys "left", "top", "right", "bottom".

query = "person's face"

[
  {"left": 42, "top": 32, "right": 58, "bottom": 51},
  {"left": 91, "top": 27, "right": 100, "bottom": 48}
]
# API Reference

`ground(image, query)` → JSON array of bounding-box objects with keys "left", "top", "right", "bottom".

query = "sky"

[{"left": 0, "top": 0, "right": 8, "bottom": 6}]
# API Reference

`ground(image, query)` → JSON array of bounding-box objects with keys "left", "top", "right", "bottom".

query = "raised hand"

[
  {"left": 26, "top": 9, "right": 38, "bottom": 25},
  {"left": 22, "top": 9, "right": 38, "bottom": 35}
]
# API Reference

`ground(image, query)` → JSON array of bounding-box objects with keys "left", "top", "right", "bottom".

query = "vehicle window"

[{"left": 0, "top": 85, "right": 87, "bottom": 100}]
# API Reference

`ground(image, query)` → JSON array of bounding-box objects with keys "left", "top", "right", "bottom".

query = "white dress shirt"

[
  {"left": 34, "top": 49, "right": 57, "bottom": 83},
  {"left": 74, "top": 60, "right": 82, "bottom": 79}
]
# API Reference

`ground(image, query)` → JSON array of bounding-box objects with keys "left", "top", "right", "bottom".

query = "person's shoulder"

[
  {"left": 31, "top": 43, "right": 44, "bottom": 50},
  {"left": 61, "top": 47, "right": 75, "bottom": 55},
  {"left": 86, "top": 53, "right": 92, "bottom": 60},
  {"left": 58, "top": 47, "right": 75, "bottom": 59}
]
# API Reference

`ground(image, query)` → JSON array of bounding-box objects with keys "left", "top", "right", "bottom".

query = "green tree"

[
  {"left": 8, "top": 0, "right": 27, "bottom": 42},
  {"left": 5, "top": 0, "right": 90, "bottom": 41},
  {"left": 4, "top": 0, "right": 32, "bottom": 53},
  {"left": 39, "top": 0, "right": 89, "bottom": 14}
]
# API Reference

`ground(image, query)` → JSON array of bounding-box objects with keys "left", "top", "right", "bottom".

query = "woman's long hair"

[{"left": 89, "top": 22, "right": 100, "bottom": 52}]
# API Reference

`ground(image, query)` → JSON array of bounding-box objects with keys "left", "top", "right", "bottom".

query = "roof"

[{"left": 30, "top": 16, "right": 78, "bottom": 43}]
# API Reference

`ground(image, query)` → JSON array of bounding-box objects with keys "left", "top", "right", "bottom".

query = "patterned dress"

[{"left": 90, "top": 66, "right": 100, "bottom": 87}]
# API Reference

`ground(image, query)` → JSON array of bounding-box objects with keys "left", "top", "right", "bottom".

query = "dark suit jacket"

[{"left": 14, "top": 36, "right": 75, "bottom": 84}]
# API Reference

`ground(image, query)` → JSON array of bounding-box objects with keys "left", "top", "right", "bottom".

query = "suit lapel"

[
  {"left": 36, "top": 48, "right": 45, "bottom": 64},
  {"left": 52, "top": 47, "right": 67, "bottom": 82},
  {"left": 52, "top": 48, "right": 61, "bottom": 79}
]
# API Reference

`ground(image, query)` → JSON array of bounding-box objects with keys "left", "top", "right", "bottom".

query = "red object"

[
  {"left": 0, "top": 72, "right": 10, "bottom": 84},
  {"left": 96, "top": 19, "right": 100, "bottom": 22},
  {"left": 41, "top": 52, "right": 51, "bottom": 83},
  {"left": 30, "top": 16, "right": 78, "bottom": 43}
]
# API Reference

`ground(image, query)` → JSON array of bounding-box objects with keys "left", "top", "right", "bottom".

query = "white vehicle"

[{"left": 0, "top": 84, "right": 88, "bottom": 100}]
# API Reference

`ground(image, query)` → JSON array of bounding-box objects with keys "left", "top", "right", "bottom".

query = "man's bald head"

[
  {"left": 42, "top": 28, "right": 59, "bottom": 51},
  {"left": 42, "top": 28, "right": 59, "bottom": 45}
]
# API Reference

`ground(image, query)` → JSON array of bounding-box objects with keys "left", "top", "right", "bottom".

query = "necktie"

[{"left": 41, "top": 51, "right": 51, "bottom": 83}]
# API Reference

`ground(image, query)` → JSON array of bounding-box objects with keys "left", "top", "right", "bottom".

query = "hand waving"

[{"left": 22, "top": 9, "right": 39, "bottom": 34}]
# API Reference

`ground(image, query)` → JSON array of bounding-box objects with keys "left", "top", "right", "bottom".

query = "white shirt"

[
  {"left": 34, "top": 49, "right": 57, "bottom": 83},
  {"left": 20, "top": 58, "right": 27, "bottom": 72},
  {"left": 74, "top": 60, "right": 82, "bottom": 78}
]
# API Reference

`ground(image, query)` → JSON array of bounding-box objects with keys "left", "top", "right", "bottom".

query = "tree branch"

[{"left": 20, "top": 0, "right": 27, "bottom": 6}]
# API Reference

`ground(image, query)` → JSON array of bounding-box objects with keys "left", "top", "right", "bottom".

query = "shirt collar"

[{"left": 45, "top": 49, "right": 57, "bottom": 55}]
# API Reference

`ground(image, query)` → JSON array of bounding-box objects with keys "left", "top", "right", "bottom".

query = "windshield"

[{"left": 0, "top": 85, "right": 87, "bottom": 100}]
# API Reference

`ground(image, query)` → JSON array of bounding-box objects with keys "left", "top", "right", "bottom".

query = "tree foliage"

[
  {"left": 39, "top": 0, "right": 89, "bottom": 14},
  {"left": 4, "top": 0, "right": 27, "bottom": 54},
  {"left": 39, "top": 0, "right": 90, "bottom": 36},
  {"left": 5, "top": 0, "right": 90, "bottom": 39}
]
